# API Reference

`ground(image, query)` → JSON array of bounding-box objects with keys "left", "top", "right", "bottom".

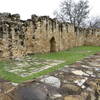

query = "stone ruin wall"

[{"left": 0, "top": 13, "right": 100, "bottom": 59}]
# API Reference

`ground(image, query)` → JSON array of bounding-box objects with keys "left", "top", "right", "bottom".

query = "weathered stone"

[
  {"left": 11, "top": 83, "right": 18, "bottom": 86},
  {"left": 50, "top": 93, "right": 62, "bottom": 99},
  {"left": 64, "top": 95, "right": 81, "bottom": 100},
  {"left": 40, "top": 76, "right": 61, "bottom": 88},
  {"left": 61, "top": 84, "right": 81, "bottom": 95},
  {"left": 0, "top": 94, "right": 12, "bottom": 100},
  {"left": 85, "top": 71, "right": 93, "bottom": 75},
  {"left": 75, "top": 77, "right": 88, "bottom": 88},
  {"left": 72, "top": 70, "right": 89, "bottom": 76}
]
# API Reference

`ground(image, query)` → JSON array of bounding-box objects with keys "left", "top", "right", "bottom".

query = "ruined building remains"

[{"left": 0, "top": 13, "right": 100, "bottom": 58}]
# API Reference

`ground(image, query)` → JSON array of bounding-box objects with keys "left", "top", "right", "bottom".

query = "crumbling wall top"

[{"left": 0, "top": 13, "right": 20, "bottom": 21}]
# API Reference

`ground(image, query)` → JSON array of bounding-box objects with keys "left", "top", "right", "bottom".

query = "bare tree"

[
  {"left": 89, "top": 17, "right": 100, "bottom": 28},
  {"left": 54, "top": 0, "right": 89, "bottom": 27}
]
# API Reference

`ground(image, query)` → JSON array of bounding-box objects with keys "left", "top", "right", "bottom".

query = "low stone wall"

[{"left": 0, "top": 13, "right": 100, "bottom": 58}]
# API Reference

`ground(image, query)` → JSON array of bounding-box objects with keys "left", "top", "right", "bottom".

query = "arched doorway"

[{"left": 50, "top": 37, "right": 56, "bottom": 52}]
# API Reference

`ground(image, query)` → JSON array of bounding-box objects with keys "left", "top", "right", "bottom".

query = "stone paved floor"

[
  {"left": 4, "top": 56, "right": 64, "bottom": 77},
  {"left": 0, "top": 53, "right": 100, "bottom": 100}
]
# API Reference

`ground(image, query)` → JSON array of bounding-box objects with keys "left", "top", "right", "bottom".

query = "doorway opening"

[{"left": 50, "top": 37, "right": 56, "bottom": 52}]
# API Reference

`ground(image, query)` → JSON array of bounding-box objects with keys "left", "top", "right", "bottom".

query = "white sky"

[{"left": 0, "top": 0, "right": 100, "bottom": 20}]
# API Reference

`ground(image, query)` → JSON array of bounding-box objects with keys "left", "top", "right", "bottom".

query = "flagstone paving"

[
  {"left": 0, "top": 53, "right": 100, "bottom": 100},
  {"left": 4, "top": 56, "right": 64, "bottom": 77}
]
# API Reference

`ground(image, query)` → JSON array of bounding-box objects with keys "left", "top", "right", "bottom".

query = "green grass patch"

[{"left": 0, "top": 46, "right": 100, "bottom": 83}]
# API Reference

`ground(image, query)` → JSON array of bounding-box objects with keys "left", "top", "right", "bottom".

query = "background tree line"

[{"left": 54, "top": 0, "right": 100, "bottom": 28}]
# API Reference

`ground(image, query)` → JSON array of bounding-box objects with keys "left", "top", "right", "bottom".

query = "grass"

[{"left": 0, "top": 46, "right": 100, "bottom": 83}]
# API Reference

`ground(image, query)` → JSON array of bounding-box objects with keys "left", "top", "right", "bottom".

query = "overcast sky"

[{"left": 0, "top": 0, "right": 100, "bottom": 20}]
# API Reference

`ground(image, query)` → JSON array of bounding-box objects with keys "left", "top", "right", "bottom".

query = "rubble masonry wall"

[{"left": 0, "top": 13, "right": 100, "bottom": 58}]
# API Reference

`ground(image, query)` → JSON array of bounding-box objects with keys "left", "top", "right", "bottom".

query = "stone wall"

[{"left": 0, "top": 13, "right": 100, "bottom": 58}]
